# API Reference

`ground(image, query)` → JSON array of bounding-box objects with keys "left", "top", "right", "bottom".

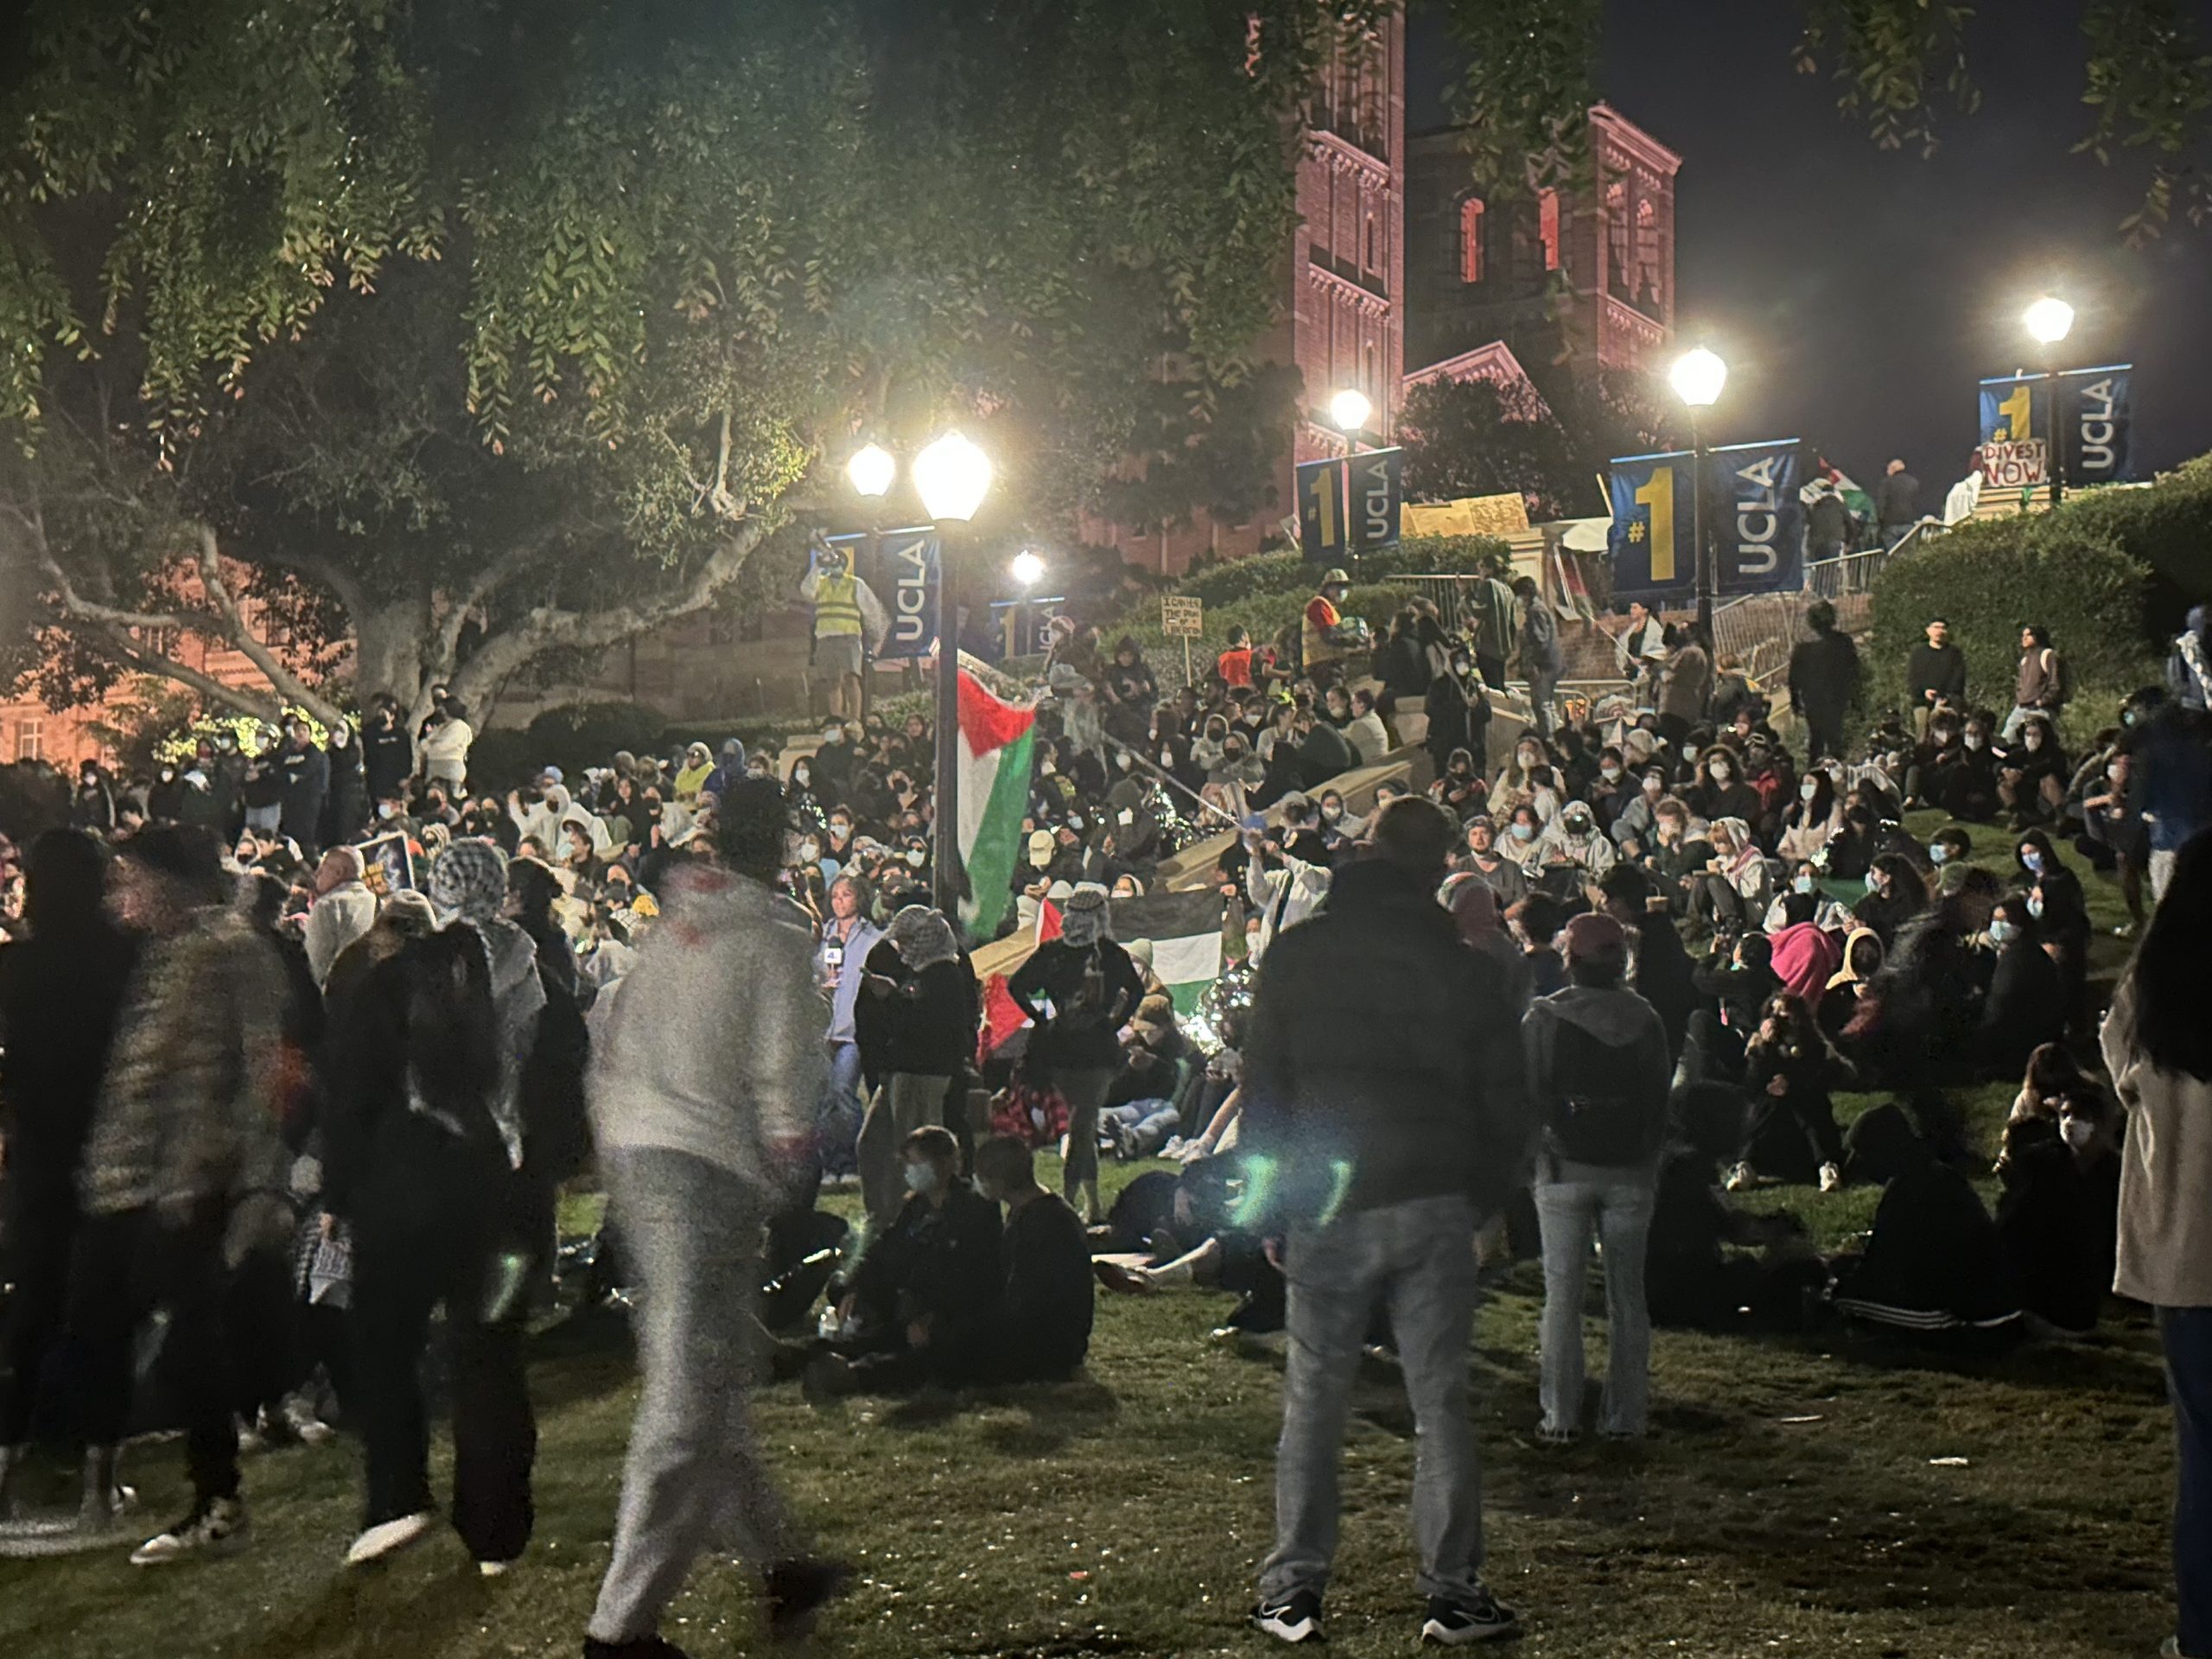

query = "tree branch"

[
  {"left": 77, "top": 620, "right": 282, "bottom": 723},
  {"left": 191, "top": 524, "right": 345, "bottom": 725},
  {"left": 0, "top": 501, "right": 201, "bottom": 635}
]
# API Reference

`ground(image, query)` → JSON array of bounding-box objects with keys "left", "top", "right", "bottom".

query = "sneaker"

[
  {"left": 479, "top": 1558, "right": 518, "bottom": 1578},
  {"left": 1421, "top": 1586, "right": 1520, "bottom": 1644},
  {"left": 1535, "top": 1423, "right": 1578, "bottom": 1447},
  {"left": 345, "top": 1510, "right": 435, "bottom": 1567},
  {"left": 763, "top": 1558, "right": 855, "bottom": 1643},
  {"left": 282, "top": 1395, "right": 337, "bottom": 1447},
  {"left": 1253, "top": 1589, "right": 1325, "bottom": 1644},
  {"left": 583, "top": 1639, "right": 691, "bottom": 1659},
  {"left": 1818, "top": 1161, "right": 1843, "bottom": 1194},
  {"left": 130, "top": 1495, "right": 248, "bottom": 1567},
  {"left": 1724, "top": 1161, "right": 1756, "bottom": 1192}
]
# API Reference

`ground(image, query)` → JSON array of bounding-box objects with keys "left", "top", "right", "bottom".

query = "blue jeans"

[
  {"left": 1535, "top": 1178, "right": 1656, "bottom": 1439},
  {"left": 817, "top": 1042, "right": 864, "bottom": 1178},
  {"left": 1260, "top": 1193, "right": 1485, "bottom": 1605},
  {"left": 2162, "top": 1306, "right": 2212, "bottom": 1657}
]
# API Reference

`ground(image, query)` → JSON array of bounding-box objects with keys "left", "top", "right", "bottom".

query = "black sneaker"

[
  {"left": 129, "top": 1495, "right": 248, "bottom": 1567},
  {"left": 764, "top": 1557, "right": 855, "bottom": 1643},
  {"left": 1421, "top": 1586, "right": 1520, "bottom": 1644},
  {"left": 1253, "top": 1589, "right": 1325, "bottom": 1644},
  {"left": 582, "top": 1638, "right": 690, "bottom": 1659}
]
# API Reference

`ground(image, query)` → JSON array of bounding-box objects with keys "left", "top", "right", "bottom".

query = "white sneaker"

[
  {"left": 1724, "top": 1162, "right": 1756, "bottom": 1192},
  {"left": 345, "top": 1511, "right": 435, "bottom": 1567},
  {"left": 478, "top": 1558, "right": 517, "bottom": 1578},
  {"left": 281, "top": 1395, "right": 337, "bottom": 1447},
  {"left": 130, "top": 1496, "right": 248, "bottom": 1566},
  {"left": 1819, "top": 1161, "right": 1843, "bottom": 1194}
]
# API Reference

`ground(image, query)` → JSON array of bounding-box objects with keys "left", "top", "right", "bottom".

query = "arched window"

[
  {"left": 1459, "top": 196, "right": 1484, "bottom": 284},
  {"left": 1537, "top": 188, "right": 1561, "bottom": 272},
  {"left": 1635, "top": 197, "right": 1661, "bottom": 303},
  {"left": 1605, "top": 181, "right": 1628, "bottom": 289}
]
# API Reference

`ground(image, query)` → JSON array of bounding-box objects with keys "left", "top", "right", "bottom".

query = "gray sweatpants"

[
  {"left": 587, "top": 1148, "right": 797, "bottom": 1646},
  {"left": 1260, "top": 1193, "right": 1486, "bottom": 1605},
  {"left": 857, "top": 1072, "right": 951, "bottom": 1231}
]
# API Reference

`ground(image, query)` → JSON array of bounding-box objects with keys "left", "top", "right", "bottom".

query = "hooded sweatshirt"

[
  {"left": 1520, "top": 982, "right": 1672, "bottom": 1183},
  {"left": 588, "top": 868, "right": 828, "bottom": 1200}
]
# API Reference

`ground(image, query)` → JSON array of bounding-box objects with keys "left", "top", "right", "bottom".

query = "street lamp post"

[
  {"left": 1668, "top": 346, "right": 1728, "bottom": 643},
  {"left": 2024, "top": 296, "right": 2075, "bottom": 509},
  {"left": 1328, "top": 387, "right": 1373, "bottom": 455},
  {"left": 909, "top": 432, "right": 994, "bottom": 915}
]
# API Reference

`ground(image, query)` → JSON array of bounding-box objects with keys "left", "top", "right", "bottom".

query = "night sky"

[{"left": 1409, "top": 0, "right": 2212, "bottom": 498}]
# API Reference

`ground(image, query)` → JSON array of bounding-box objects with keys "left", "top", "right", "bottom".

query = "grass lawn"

[{"left": 0, "top": 815, "right": 2177, "bottom": 1659}]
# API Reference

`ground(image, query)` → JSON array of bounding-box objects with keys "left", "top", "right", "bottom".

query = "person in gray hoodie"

[
  {"left": 1522, "top": 912, "right": 1673, "bottom": 1445},
  {"left": 582, "top": 779, "right": 850, "bottom": 1659}
]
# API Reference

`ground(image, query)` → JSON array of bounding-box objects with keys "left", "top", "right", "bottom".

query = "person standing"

[
  {"left": 799, "top": 536, "right": 887, "bottom": 722},
  {"left": 1514, "top": 575, "right": 1562, "bottom": 741},
  {"left": 582, "top": 777, "right": 849, "bottom": 1658},
  {"left": 2101, "top": 830, "right": 2212, "bottom": 1659},
  {"left": 361, "top": 696, "right": 415, "bottom": 809},
  {"left": 1522, "top": 914, "right": 1673, "bottom": 1445},
  {"left": 419, "top": 696, "right": 475, "bottom": 795},
  {"left": 1906, "top": 618, "right": 1968, "bottom": 740},
  {"left": 815, "top": 874, "right": 883, "bottom": 1185},
  {"left": 1241, "top": 798, "right": 1529, "bottom": 1649},
  {"left": 277, "top": 715, "right": 331, "bottom": 857},
  {"left": 1656, "top": 623, "right": 1713, "bottom": 755},
  {"left": 1804, "top": 479, "right": 1857, "bottom": 563},
  {"left": 853, "top": 906, "right": 976, "bottom": 1233},
  {"left": 1300, "top": 569, "right": 1357, "bottom": 692},
  {"left": 70, "top": 826, "right": 293, "bottom": 1565},
  {"left": 1007, "top": 888, "right": 1145, "bottom": 1225},
  {"left": 1613, "top": 600, "right": 1666, "bottom": 708},
  {"left": 0, "top": 832, "right": 140, "bottom": 1528},
  {"left": 1875, "top": 457, "right": 1921, "bottom": 544},
  {"left": 1466, "top": 564, "right": 1519, "bottom": 692},
  {"left": 2004, "top": 624, "right": 2068, "bottom": 742},
  {"left": 322, "top": 717, "right": 369, "bottom": 848},
  {"left": 1787, "top": 600, "right": 1862, "bottom": 765},
  {"left": 303, "top": 846, "right": 379, "bottom": 992}
]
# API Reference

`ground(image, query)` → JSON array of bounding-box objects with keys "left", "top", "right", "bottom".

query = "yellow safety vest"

[{"left": 813, "top": 571, "right": 863, "bottom": 638}]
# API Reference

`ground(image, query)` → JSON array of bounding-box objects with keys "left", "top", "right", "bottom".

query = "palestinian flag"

[
  {"left": 1109, "top": 888, "right": 1226, "bottom": 1014},
  {"left": 956, "top": 670, "right": 1037, "bottom": 939}
]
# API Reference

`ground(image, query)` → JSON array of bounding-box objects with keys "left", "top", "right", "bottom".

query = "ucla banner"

[
  {"left": 2060, "top": 365, "right": 2133, "bottom": 486},
  {"left": 1606, "top": 449, "right": 1696, "bottom": 602},
  {"left": 1298, "top": 448, "right": 1404, "bottom": 563},
  {"left": 1978, "top": 365, "right": 2133, "bottom": 488},
  {"left": 825, "top": 526, "right": 939, "bottom": 661},
  {"left": 1707, "top": 439, "right": 1804, "bottom": 596}
]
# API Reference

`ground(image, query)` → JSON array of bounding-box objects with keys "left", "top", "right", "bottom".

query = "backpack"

[{"left": 1541, "top": 1015, "right": 1665, "bottom": 1167}]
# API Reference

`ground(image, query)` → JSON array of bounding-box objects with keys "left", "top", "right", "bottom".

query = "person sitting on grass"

[
  {"left": 1646, "top": 1084, "right": 1828, "bottom": 1332},
  {"left": 1975, "top": 893, "right": 2067, "bottom": 1080},
  {"left": 966, "top": 1135, "right": 1095, "bottom": 1385},
  {"left": 1829, "top": 1103, "right": 2024, "bottom": 1348},
  {"left": 1994, "top": 1092, "right": 2122, "bottom": 1336},
  {"left": 1730, "top": 993, "right": 1851, "bottom": 1193},
  {"left": 807, "top": 1128, "right": 1001, "bottom": 1400}
]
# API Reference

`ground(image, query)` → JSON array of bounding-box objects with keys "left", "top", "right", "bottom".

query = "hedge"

[{"left": 1868, "top": 499, "right": 2176, "bottom": 744}]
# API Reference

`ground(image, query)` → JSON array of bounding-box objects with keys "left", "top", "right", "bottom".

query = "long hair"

[{"left": 2127, "top": 828, "right": 2212, "bottom": 1080}]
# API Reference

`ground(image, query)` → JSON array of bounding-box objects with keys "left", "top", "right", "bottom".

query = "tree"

[
  {"left": 0, "top": 0, "right": 1395, "bottom": 727},
  {"left": 1439, "top": 0, "right": 2211, "bottom": 241},
  {"left": 1400, "top": 367, "right": 1663, "bottom": 521}
]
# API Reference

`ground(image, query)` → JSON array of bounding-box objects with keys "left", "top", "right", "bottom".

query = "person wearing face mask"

[
  {"left": 1974, "top": 894, "right": 2065, "bottom": 1078},
  {"left": 146, "top": 757, "right": 188, "bottom": 824},
  {"left": 1996, "top": 714, "right": 2069, "bottom": 830},
  {"left": 1432, "top": 748, "right": 1487, "bottom": 823},
  {"left": 807, "top": 1128, "right": 1003, "bottom": 1404},
  {"left": 1923, "top": 717, "right": 1999, "bottom": 822},
  {"left": 321, "top": 719, "right": 368, "bottom": 848},
  {"left": 2081, "top": 747, "right": 2150, "bottom": 931},
  {"left": 1994, "top": 1088, "right": 2121, "bottom": 1335},
  {"left": 1501, "top": 804, "right": 1548, "bottom": 880},
  {"left": 1344, "top": 688, "right": 1392, "bottom": 766},
  {"left": 1007, "top": 890, "right": 1145, "bottom": 1224},
  {"left": 2012, "top": 829, "right": 2090, "bottom": 1021},
  {"left": 1537, "top": 799, "right": 1617, "bottom": 884},
  {"left": 1777, "top": 771, "right": 1845, "bottom": 865},
  {"left": 1687, "top": 747, "right": 1758, "bottom": 826},
  {"left": 1315, "top": 790, "right": 1365, "bottom": 855},
  {"left": 851, "top": 906, "right": 977, "bottom": 1234},
  {"left": 1490, "top": 737, "right": 1552, "bottom": 818},
  {"left": 1852, "top": 855, "right": 1928, "bottom": 953},
  {"left": 1609, "top": 768, "right": 1670, "bottom": 856},
  {"left": 70, "top": 760, "right": 118, "bottom": 836},
  {"left": 1424, "top": 646, "right": 1493, "bottom": 785},
  {"left": 1588, "top": 749, "right": 1636, "bottom": 835},
  {"left": 360, "top": 697, "right": 414, "bottom": 810}
]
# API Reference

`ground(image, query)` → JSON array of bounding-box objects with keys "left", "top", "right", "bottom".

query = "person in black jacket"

[
  {"left": 966, "top": 1135, "right": 1094, "bottom": 1383},
  {"left": 276, "top": 717, "right": 330, "bottom": 855},
  {"left": 1242, "top": 798, "right": 1528, "bottom": 1648},
  {"left": 2014, "top": 827, "right": 2091, "bottom": 1024},
  {"left": 323, "top": 922, "right": 538, "bottom": 1573},
  {"left": 359, "top": 697, "right": 414, "bottom": 808},
  {"left": 321, "top": 719, "right": 368, "bottom": 849},
  {"left": 809, "top": 1128, "right": 1003, "bottom": 1398},
  {"left": 1904, "top": 618, "right": 1967, "bottom": 738},
  {"left": 1786, "top": 601, "right": 1862, "bottom": 766},
  {"left": 1424, "top": 648, "right": 1493, "bottom": 785},
  {"left": 854, "top": 906, "right": 978, "bottom": 1231},
  {"left": 1994, "top": 1100, "right": 2121, "bottom": 1334},
  {"left": 1599, "top": 865, "right": 1695, "bottom": 1060},
  {"left": 1007, "top": 890, "right": 1145, "bottom": 1226},
  {"left": 1976, "top": 894, "right": 2066, "bottom": 1078},
  {"left": 0, "top": 831, "right": 140, "bottom": 1517}
]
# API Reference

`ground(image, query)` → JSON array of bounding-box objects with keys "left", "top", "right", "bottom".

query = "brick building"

[
  {"left": 1405, "top": 104, "right": 1679, "bottom": 384},
  {"left": 1081, "top": 16, "right": 1406, "bottom": 575}
]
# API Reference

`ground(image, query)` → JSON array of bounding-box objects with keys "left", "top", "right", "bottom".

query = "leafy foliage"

[
  {"left": 1866, "top": 474, "right": 2205, "bottom": 738},
  {"left": 1400, "top": 368, "right": 1663, "bottom": 522}
]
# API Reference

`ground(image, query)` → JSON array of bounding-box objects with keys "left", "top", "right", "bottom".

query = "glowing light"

[
  {"left": 1328, "top": 387, "right": 1372, "bottom": 433},
  {"left": 912, "top": 432, "right": 993, "bottom": 523},
  {"left": 845, "top": 442, "right": 895, "bottom": 498},
  {"left": 1669, "top": 346, "right": 1728, "bottom": 409},
  {"left": 2024, "top": 296, "right": 2075, "bottom": 346},
  {"left": 1011, "top": 550, "right": 1046, "bottom": 588}
]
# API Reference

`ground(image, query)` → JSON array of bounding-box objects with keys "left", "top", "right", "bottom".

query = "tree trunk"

[{"left": 351, "top": 598, "right": 431, "bottom": 718}]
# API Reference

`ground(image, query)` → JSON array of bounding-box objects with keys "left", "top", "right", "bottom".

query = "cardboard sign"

[
  {"left": 1160, "top": 595, "right": 1205, "bottom": 638},
  {"left": 1980, "top": 439, "right": 2048, "bottom": 489}
]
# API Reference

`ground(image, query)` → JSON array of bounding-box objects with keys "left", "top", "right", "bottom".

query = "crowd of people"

[{"left": 0, "top": 582, "right": 2209, "bottom": 1656}]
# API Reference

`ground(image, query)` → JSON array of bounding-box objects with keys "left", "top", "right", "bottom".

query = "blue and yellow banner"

[
  {"left": 824, "top": 526, "right": 939, "bottom": 661},
  {"left": 1606, "top": 449, "right": 1697, "bottom": 602},
  {"left": 1977, "top": 365, "right": 2133, "bottom": 487},
  {"left": 1298, "top": 448, "right": 1403, "bottom": 563},
  {"left": 1707, "top": 439, "right": 1804, "bottom": 596}
]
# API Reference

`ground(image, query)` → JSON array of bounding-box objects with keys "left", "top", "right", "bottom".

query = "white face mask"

[
  {"left": 1801, "top": 781, "right": 1819, "bottom": 801},
  {"left": 1964, "top": 733, "right": 1985, "bottom": 751},
  {"left": 793, "top": 767, "right": 810, "bottom": 786},
  {"left": 798, "top": 841, "right": 821, "bottom": 864},
  {"left": 1643, "top": 775, "right": 1663, "bottom": 794},
  {"left": 2060, "top": 1116, "right": 2097, "bottom": 1153},
  {"left": 1600, "top": 765, "right": 1621, "bottom": 782},
  {"left": 906, "top": 848, "right": 926, "bottom": 868},
  {"left": 1709, "top": 764, "right": 1732, "bottom": 783},
  {"left": 902, "top": 1162, "right": 936, "bottom": 1195}
]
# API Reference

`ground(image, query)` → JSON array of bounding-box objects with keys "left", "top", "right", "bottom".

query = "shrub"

[{"left": 1870, "top": 518, "right": 2164, "bottom": 745}]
